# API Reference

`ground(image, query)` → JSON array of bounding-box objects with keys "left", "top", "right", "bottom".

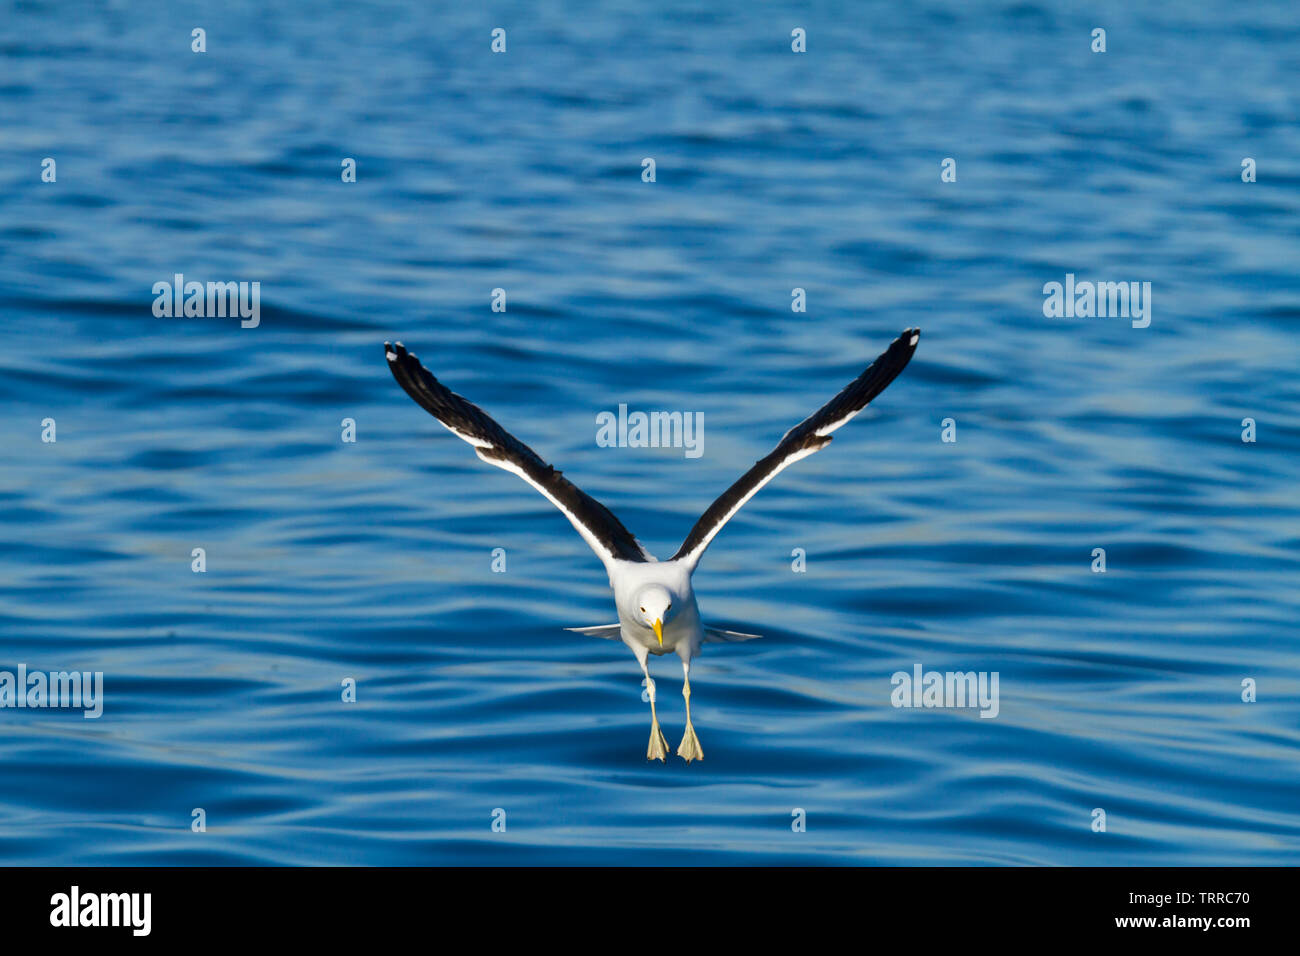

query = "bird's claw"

[
  {"left": 677, "top": 723, "right": 704, "bottom": 763},
  {"left": 647, "top": 722, "right": 669, "bottom": 762}
]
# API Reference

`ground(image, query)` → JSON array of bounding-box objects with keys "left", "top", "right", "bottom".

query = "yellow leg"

[
  {"left": 676, "top": 661, "right": 703, "bottom": 762},
  {"left": 641, "top": 660, "right": 668, "bottom": 762}
]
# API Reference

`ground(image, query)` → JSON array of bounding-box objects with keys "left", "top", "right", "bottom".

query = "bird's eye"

[{"left": 639, "top": 606, "right": 645, "bottom": 612}]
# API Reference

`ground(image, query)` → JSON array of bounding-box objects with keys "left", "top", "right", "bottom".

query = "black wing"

[
  {"left": 671, "top": 327, "right": 919, "bottom": 568},
  {"left": 385, "top": 342, "right": 654, "bottom": 569}
]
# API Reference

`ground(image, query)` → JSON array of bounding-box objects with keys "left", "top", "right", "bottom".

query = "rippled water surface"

[{"left": 1, "top": 1, "right": 1298, "bottom": 864}]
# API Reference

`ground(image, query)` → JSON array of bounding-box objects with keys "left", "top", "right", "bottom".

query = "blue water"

[{"left": 1, "top": 0, "right": 1298, "bottom": 865}]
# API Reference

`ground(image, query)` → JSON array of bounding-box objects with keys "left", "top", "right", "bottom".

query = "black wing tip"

[
  {"left": 879, "top": 327, "right": 920, "bottom": 370},
  {"left": 384, "top": 342, "right": 427, "bottom": 394}
]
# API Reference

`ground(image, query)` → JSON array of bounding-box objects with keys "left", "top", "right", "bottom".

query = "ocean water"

[{"left": 1, "top": 0, "right": 1298, "bottom": 865}]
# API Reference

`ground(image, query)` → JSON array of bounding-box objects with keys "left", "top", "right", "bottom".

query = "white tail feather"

[
  {"left": 566, "top": 624, "right": 623, "bottom": 640},
  {"left": 703, "top": 625, "right": 762, "bottom": 643}
]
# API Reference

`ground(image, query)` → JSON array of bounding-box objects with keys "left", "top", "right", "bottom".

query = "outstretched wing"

[
  {"left": 385, "top": 342, "right": 654, "bottom": 570},
  {"left": 671, "top": 327, "right": 920, "bottom": 569}
]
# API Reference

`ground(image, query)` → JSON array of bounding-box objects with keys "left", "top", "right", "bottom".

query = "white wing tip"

[{"left": 908, "top": 332, "right": 919, "bottom": 346}]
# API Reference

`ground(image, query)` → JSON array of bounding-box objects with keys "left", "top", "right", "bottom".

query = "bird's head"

[{"left": 635, "top": 585, "right": 674, "bottom": 647}]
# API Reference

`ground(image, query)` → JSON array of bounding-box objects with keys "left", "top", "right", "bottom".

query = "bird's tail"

[
  {"left": 703, "top": 625, "right": 762, "bottom": 643},
  {"left": 565, "top": 624, "right": 623, "bottom": 640}
]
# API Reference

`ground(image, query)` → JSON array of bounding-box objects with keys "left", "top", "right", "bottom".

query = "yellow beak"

[{"left": 653, "top": 619, "right": 663, "bottom": 647}]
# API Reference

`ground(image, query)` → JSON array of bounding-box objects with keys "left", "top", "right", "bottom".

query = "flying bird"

[{"left": 384, "top": 328, "right": 919, "bottom": 762}]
